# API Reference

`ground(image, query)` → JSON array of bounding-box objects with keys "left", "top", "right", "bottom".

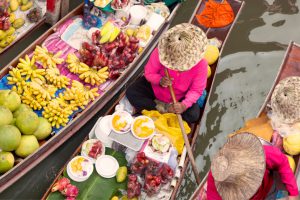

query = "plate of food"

[
  {"left": 111, "top": 111, "right": 133, "bottom": 134},
  {"left": 81, "top": 139, "right": 105, "bottom": 163},
  {"left": 67, "top": 156, "right": 94, "bottom": 182},
  {"left": 131, "top": 116, "right": 155, "bottom": 140}
]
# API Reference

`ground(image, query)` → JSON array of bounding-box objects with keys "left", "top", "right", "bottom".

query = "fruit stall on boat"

[
  {"left": 0, "top": 0, "right": 181, "bottom": 192},
  {"left": 0, "top": 0, "right": 46, "bottom": 54},
  {"left": 40, "top": 0, "right": 244, "bottom": 199},
  {"left": 190, "top": 41, "right": 300, "bottom": 200}
]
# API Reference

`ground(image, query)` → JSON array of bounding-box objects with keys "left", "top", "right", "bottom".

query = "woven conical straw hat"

[
  {"left": 158, "top": 23, "right": 209, "bottom": 71},
  {"left": 211, "top": 132, "right": 266, "bottom": 200},
  {"left": 271, "top": 76, "right": 300, "bottom": 124}
]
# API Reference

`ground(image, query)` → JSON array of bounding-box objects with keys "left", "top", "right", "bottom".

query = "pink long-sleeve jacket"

[
  {"left": 207, "top": 145, "right": 299, "bottom": 200},
  {"left": 144, "top": 48, "right": 208, "bottom": 108}
]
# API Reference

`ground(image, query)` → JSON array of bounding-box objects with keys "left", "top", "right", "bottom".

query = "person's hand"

[
  {"left": 160, "top": 76, "right": 173, "bottom": 87},
  {"left": 289, "top": 196, "right": 300, "bottom": 200},
  {"left": 168, "top": 102, "right": 186, "bottom": 114}
]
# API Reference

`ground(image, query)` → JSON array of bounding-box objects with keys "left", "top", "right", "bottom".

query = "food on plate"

[
  {"left": 132, "top": 116, "right": 154, "bottom": 139},
  {"left": 81, "top": 139, "right": 104, "bottom": 161},
  {"left": 111, "top": 111, "right": 132, "bottom": 133},
  {"left": 116, "top": 166, "right": 128, "bottom": 183},
  {"left": 127, "top": 174, "right": 141, "bottom": 199},
  {"left": 67, "top": 156, "right": 93, "bottom": 182},
  {"left": 111, "top": 0, "right": 129, "bottom": 9},
  {"left": 150, "top": 134, "right": 171, "bottom": 153}
]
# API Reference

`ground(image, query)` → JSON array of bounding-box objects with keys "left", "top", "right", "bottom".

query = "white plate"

[
  {"left": 131, "top": 116, "right": 155, "bottom": 140},
  {"left": 67, "top": 156, "right": 94, "bottom": 182},
  {"left": 110, "top": 111, "right": 133, "bottom": 134},
  {"left": 95, "top": 155, "right": 119, "bottom": 178}
]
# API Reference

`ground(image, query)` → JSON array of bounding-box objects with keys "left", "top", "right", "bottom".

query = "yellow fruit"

[
  {"left": 20, "top": 0, "right": 33, "bottom": 11},
  {"left": 6, "top": 35, "right": 16, "bottom": 44},
  {"left": 204, "top": 45, "right": 220, "bottom": 65},
  {"left": 111, "top": 196, "right": 119, "bottom": 200},
  {"left": 283, "top": 133, "right": 300, "bottom": 155},
  {"left": 135, "top": 25, "right": 151, "bottom": 42},
  {"left": 0, "top": 30, "right": 6, "bottom": 40},
  {"left": 13, "top": 18, "right": 25, "bottom": 29},
  {"left": 21, "top": 0, "right": 28, "bottom": 5},
  {"left": 0, "top": 39, "right": 9, "bottom": 48},
  {"left": 10, "top": 0, "right": 19, "bottom": 12},
  {"left": 207, "top": 65, "right": 211, "bottom": 78},
  {"left": 5, "top": 27, "right": 15, "bottom": 36},
  {"left": 100, "top": 30, "right": 112, "bottom": 44},
  {"left": 100, "top": 21, "right": 114, "bottom": 36},
  {"left": 109, "top": 27, "right": 121, "bottom": 42},
  {"left": 126, "top": 29, "right": 134, "bottom": 37},
  {"left": 9, "top": 13, "right": 16, "bottom": 23},
  {"left": 286, "top": 155, "right": 296, "bottom": 172}
]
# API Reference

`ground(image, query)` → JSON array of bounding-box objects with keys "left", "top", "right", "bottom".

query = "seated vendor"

[
  {"left": 207, "top": 132, "right": 299, "bottom": 200},
  {"left": 126, "top": 23, "right": 208, "bottom": 123}
]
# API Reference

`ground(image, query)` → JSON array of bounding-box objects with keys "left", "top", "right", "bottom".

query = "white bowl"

[
  {"left": 110, "top": 111, "right": 133, "bottom": 134},
  {"left": 67, "top": 156, "right": 94, "bottom": 182},
  {"left": 95, "top": 155, "right": 119, "bottom": 178},
  {"left": 131, "top": 116, "right": 155, "bottom": 140},
  {"left": 81, "top": 139, "right": 105, "bottom": 163}
]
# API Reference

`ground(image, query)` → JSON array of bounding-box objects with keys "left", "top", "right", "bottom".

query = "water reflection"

[{"left": 177, "top": 0, "right": 300, "bottom": 199}]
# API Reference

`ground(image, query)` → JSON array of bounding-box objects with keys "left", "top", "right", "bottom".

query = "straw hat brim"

[
  {"left": 271, "top": 76, "right": 300, "bottom": 124},
  {"left": 158, "top": 23, "right": 209, "bottom": 71},
  {"left": 211, "top": 132, "right": 266, "bottom": 200}
]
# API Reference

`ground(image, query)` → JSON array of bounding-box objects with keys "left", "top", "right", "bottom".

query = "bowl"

[
  {"left": 111, "top": 111, "right": 133, "bottom": 134},
  {"left": 131, "top": 116, "right": 155, "bottom": 140},
  {"left": 95, "top": 115, "right": 113, "bottom": 147},
  {"left": 95, "top": 155, "right": 119, "bottom": 178},
  {"left": 81, "top": 139, "right": 105, "bottom": 163},
  {"left": 67, "top": 156, "right": 94, "bottom": 182}
]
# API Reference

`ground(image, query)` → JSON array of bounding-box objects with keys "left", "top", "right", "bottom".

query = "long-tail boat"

[
  {"left": 0, "top": 2, "right": 181, "bottom": 192},
  {"left": 190, "top": 41, "right": 300, "bottom": 200},
  {"left": 41, "top": 0, "right": 245, "bottom": 199}
]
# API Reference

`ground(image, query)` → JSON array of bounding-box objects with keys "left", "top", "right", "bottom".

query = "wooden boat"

[
  {"left": 190, "top": 41, "right": 300, "bottom": 200},
  {"left": 42, "top": 0, "right": 244, "bottom": 199},
  {"left": 0, "top": 2, "right": 181, "bottom": 192}
]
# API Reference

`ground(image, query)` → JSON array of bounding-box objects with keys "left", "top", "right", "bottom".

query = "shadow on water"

[{"left": 177, "top": 0, "right": 300, "bottom": 199}]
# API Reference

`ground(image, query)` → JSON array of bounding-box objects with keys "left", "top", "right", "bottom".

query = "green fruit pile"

[{"left": 0, "top": 89, "right": 52, "bottom": 174}]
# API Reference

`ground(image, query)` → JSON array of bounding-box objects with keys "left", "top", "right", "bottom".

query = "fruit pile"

[
  {"left": 128, "top": 152, "right": 174, "bottom": 198},
  {"left": 80, "top": 21, "right": 140, "bottom": 79},
  {"left": 51, "top": 177, "right": 79, "bottom": 200},
  {"left": 127, "top": 174, "right": 142, "bottom": 199},
  {"left": 0, "top": 89, "right": 52, "bottom": 174}
]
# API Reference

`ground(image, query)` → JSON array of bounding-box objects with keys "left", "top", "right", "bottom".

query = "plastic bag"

[{"left": 142, "top": 110, "right": 191, "bottom": 155}]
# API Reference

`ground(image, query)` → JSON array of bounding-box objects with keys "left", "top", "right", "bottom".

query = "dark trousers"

[{"left": 126, "top": 76, "right": 200, "bottom": 123}]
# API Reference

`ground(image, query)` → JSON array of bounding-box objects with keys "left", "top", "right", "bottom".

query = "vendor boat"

[
  {"left": 0, "top": 2, "right": 181, "bottom": 192},
  {"left": 190, "top": 41, "right": 300, "bottom": 200},
  {"left": 41, "top": 0, "right": 244, "bottom": 199}
]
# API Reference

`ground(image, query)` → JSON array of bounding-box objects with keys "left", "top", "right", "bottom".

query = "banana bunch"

[
  {"left": 100, "top": 21, "right": 121, "bottom": 44},
  {"left": 42, "top": 99, "right": 73, "bottom": 128},
  {"left": 283, "top": 133, "right": 300, "bottom": 155},
  {"left": 45, "top": 68, "right": 70, "bottom": 89},
  {"left": 79, "top": 67, "right": 109, "bottom": 86},
  {"left": 7, "top": 68, "right": 27, "bottom": 95},
  {"left": 66, "top": 53, "right": 89, "bottom": 74},
  {"left": 27, "top": 81, "right": 52, "bottom": 101},
  {"left": 21, "top": 89, "right": 47, "bottom": 110},
  {"left": 70, "top": 80, "right": 100, "bottom": 101},
  {"left": 17, "top": 55, "right": 46, "bottom": 81},
  {"left": 33, "top": 45, "right": 64, "bottom": 68},
  {"left": 60, "top": 88, "right": 88, "bottom": 110}
]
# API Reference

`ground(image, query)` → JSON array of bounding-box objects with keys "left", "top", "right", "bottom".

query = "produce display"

[
  {"left": 0, "top": 0, "right": 44, "bottom": 52},
  {"left": 0, "top": 89, "right": 52, "bottom": 173}
]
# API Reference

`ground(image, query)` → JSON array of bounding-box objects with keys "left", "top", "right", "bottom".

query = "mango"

[
  {"left": 0, "top": 30, "right": 6, "bottom": 40},
  {"left": 5, "top": 27, "right": 15, "bottom": 36},
  {"left": 9, "top": 13, "right": 15, "bottom": 23},
  {"left": 10, "top": 0, "right": 19, "bottom": 12},
  {"left": 116, "top": 166, "right": 127, "bottom": 183},
  {"left": 13, "top": 18, "right": 25, "bottom": 29},
  {"left": 20, "top": 1, "right": 33, "bottom": 11}
]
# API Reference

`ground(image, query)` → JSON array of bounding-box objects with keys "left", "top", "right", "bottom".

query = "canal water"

[{"left": 177, "top": 0, "right": 300, "bottom": 199}]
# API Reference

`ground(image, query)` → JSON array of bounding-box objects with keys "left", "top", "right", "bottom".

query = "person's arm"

[
  {"left": 181, "top": 59, "right": 208, "bottom": 108},
  {"left": 144, "top": 48, "right": 163, "bottom": 85},
  {"left": 207, "top": 171, "right": 222, "bottom": 200},
  {"left": 265, "top": 146, "right": 299, "bottom": 197}
]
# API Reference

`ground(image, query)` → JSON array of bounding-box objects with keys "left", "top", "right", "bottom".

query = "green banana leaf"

[{"left": 47, "top": 148, "right": 128, "bottom": 200}]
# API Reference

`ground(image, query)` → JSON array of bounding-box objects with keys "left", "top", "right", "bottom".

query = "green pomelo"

[
  {"left": 33, "top": 117, "right": 52, "bottom": 140},
  {"left": 0, "top": 151, "right": 14, "bottom": 173},
  {"left": 0, "top": 90, "right": 21, "bottom": 112},
  {"left": 13, "top": 104, "right": 31, "bottom": 118},
  {"left": 0, "top": 106, "right": 13, "bottom": 126},
  {"left": 15, "top": 135, "right": 40, "bottom": 158},
  {"left": 0, "top": 125, "right": 21, "bottom": 151},
  {"left": 16, "top": 111, "right": 39, "bottom": 135}
]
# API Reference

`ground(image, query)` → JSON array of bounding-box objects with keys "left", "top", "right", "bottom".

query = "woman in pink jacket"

[{"left": 126, "top": 23, "right": 208, "bottom": 123}]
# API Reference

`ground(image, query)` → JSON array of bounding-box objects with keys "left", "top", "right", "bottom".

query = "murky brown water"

[{"left": 177, "top": 0, "right": 300, "bottom": 199}]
